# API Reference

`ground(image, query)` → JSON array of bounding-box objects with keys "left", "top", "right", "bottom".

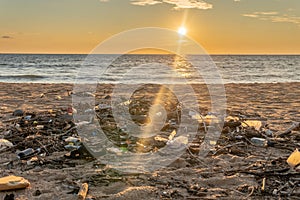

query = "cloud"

[
  {"left": 128, "top": 0, "right": 213, "bottom": 10},
  {"left": 242, "top": 14, "right": 258, "bottom": 18},
  {"left": 100, "top": 0, "right": 240, "bottom": 10},
  {"left": 1, "top": 35, "right": 13, "bottom": 39},
  {"left": 242, "top": 12, "right": 278, "bottom": 18},
  {"left": 131, "top": 0, "right": 162, "bottom": 6},
  {"left": 163, "top": 0, "right": 212, "bottom": 10},
  {"left": 243, "top": 11, "right": 300, "bottom": 26},
  {"left": 269, "top": 15, "right": 300, "bottom": 24},
  {"left": 253, "top": 11, "right": 278, "bottom": 15}
]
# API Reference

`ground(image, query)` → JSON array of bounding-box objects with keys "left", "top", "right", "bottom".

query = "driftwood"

[{"left": 78, "top": 183, "right": 89, "bottom": 200}]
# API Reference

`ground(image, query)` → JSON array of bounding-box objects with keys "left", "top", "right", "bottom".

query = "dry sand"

[{"left": 0, "top": 82, "right": 299, "bottom": 199}]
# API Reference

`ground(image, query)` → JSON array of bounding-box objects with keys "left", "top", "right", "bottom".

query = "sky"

[{"left": 0, "top": 0, "right": 300, "bottom": 54}]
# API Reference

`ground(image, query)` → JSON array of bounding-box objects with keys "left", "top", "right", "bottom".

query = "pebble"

[
  {"left": 13, "top": 109, "right": 24, "bottom": 116},
  {"left": 0, "top": 139, "right": 13, "bottom": 151}
]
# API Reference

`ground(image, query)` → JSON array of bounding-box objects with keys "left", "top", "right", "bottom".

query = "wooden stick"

[
  {"left": 261, "top": 177, "right": 266, "bottom": 191},
  {"left": 276, "top": 122, "right": 300, "bottom": 137},
  {"left": 2, "top": 116, "right": 22, "bottom": 123},
  {"left": 78, "top": 183, "right": 89, "bottom": 200},
  {"left": 212, "top": 141, "right": 245, "bottom": 155}
]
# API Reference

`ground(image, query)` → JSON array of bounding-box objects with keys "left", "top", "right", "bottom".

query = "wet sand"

[{"left": 1, "top": 82, "right": 299, "bottom": 129}]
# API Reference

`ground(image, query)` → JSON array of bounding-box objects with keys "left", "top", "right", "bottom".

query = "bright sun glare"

[{"left": 178, "top": 27, "right": 187, "bottom": 35}]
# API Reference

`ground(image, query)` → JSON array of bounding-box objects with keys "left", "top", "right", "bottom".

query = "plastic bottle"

[
  {"left": 17, "top": 148, "right": 41, "bottom": 159},
  {"left": 250, "top": 137, "right": 268, "bottom": 147},
  {"left": 17, "top": 148, "right": 35, "bottom": 159}
]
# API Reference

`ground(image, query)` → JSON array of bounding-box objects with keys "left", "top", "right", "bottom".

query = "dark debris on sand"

[{"left": 0, "top": 93, "right": 300, "bottom": 199}]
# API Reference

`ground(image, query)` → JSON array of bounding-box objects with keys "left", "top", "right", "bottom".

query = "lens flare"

[{"left": 178, "top": 27, "right": 187, "bottom": 35}]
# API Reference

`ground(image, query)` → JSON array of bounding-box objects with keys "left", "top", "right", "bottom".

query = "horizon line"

[{"left": 0, "top": 53, "right": 300, "bottom": 56}]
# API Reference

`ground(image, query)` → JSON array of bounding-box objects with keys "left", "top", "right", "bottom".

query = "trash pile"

[
  {"left": 94, "top": 93, "right": 182, "bottom": 154},
  {"left": 0, "top": 108, "right": 93, "bottom": 169},
  {"left": 0, "top": 94, "right": 299, "bottom": 198}
]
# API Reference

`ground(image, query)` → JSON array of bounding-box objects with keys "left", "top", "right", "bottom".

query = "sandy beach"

[
  {"left": 0, "top": 82, "right": 300, "bottom": 199},
  {"left": 2, "top": 0, "right": 300, "bottom": 198},
  {"left": 1, "top": 82, "right": 299, "bottom": 129}
]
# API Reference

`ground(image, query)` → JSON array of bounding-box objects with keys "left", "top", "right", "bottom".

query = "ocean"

[{"left": 0, "top": 54, "right": 299, "bottom": 84}]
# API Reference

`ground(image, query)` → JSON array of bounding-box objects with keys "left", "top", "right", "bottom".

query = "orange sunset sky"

[{"left": 0, "top": 0, "right": 300, "bottom": 54}]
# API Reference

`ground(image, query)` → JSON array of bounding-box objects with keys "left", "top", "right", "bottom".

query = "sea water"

[{"left": 0, "top": 54, "right": 299, "bottom": 84}]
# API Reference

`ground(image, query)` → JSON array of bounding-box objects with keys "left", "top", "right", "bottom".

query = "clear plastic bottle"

[
  {"left": 17, "top": 148, "right": 41, "bottom": 159},
  {"left": 17, "top": 148, "right": 35, "bottom": 159},
  {"left": 250, "top": 137, "right": 268, "bottom": 147}
]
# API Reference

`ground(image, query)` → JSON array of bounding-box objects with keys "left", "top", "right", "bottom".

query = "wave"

[{"left": 0, "top": 75, "right": 47, "bottom": 80}]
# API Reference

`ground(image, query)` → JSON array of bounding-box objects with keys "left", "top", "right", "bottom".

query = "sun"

[{"left": 178, "top": 27, "right": 187, "bottom": 35}]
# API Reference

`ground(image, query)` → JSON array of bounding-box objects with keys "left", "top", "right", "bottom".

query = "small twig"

[
  {"left": 246, "top": 186, "right": 255, "bottom": 198},
  {"left": 188, "top": 108, "right": 207, "bottom": 133},
  {"left": 186, "top": 146, "right": 209, "bottom": 168},
  {"left": 212, "top": 141, "right": 245, "bottom": 155},
  {"left": 276, "top": 122, "right": 300, "bottom": 138},
  {"left": 2, "top": 116, "right": 23, "bottom": 123},
  {"left": 241, "top": 168, "right": 297, "bottom": 176},
  {"left": 199, "top": 114, "right": 208, "bottom": 133},
  {"left": 277, "top": 182, "right": 289, "bottom": 193},
  {"left": 232, "top": 189, "right": 246, "bottom": 196},
  {"left": 35, "top": 139, "right": 50, "bottom": 155},
  {"left": 54, "top": 126, "right": 77, "bottom": 138}
]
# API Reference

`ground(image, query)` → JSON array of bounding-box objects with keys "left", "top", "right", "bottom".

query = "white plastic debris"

[
  {"left": 119, "top": 100, "right": 131, "bottom": 106},
  {"left": 107, "top": 147, "right": 123, "bottom": 154},
  {"left": 84, "top": 109, "right": 94, "bottom": 114},
  {"left": 173, "top": 136, "right": 188, "bottom": 145},
  {"left": 96, "top": 104, "right": 111, "bottom": 109},
  {"left": 24, "top": 115, "right": 32, "bottom": 120},
  {"left": 156, "top": 112, "right": 162, "bottom": 117},
  {"left": 64, "top": 145, "right": 81, "bottom": 151},
  {"left": 64, "top": 136, "right": 81, "bottom": 143},
  {"left": 188, "top": 111, "right": 219, "bottom": 124},
  {"left": 167, "top": 136, "right": 188, "bottom": 146},
  {"left": 0, "top": 139, "right": 13, "bottom": 151},
  {"left": 76, "top": 121, "right": 91, "bottom": 126},
  {"left": 15, "top": 124, "right": 22, "bottom": 132},
  {"left": 36, "top": 125, "right": 44, "bottom": 130}
]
